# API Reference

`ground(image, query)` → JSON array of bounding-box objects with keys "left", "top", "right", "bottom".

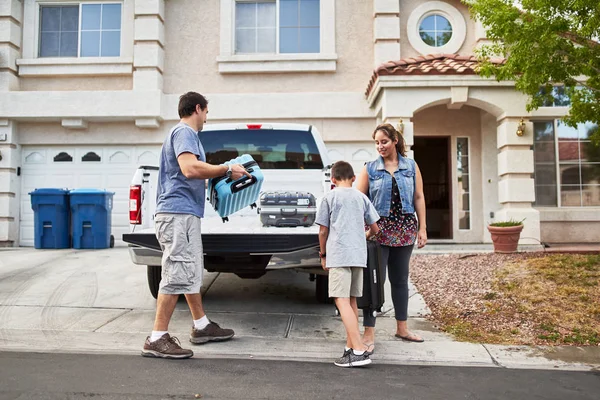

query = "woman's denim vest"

[{"left": 366, "top": 153, "right": 416, "bottom": 217}]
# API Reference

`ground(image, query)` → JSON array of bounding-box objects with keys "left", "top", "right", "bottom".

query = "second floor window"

[
  {"left": 235, "top": 0, "right": 320, "bottom": 54},
  {"left": 39, "top": 3, "right": 122, "bottom": 58}
]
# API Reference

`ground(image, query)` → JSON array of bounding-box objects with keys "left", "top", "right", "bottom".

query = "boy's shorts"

[{"left": 328, "top": 267, "right": 363, "bottom": 298}]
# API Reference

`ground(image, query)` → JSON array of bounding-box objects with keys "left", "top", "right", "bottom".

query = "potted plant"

[{"left": 487, "top": 219, "right": 525, "bottom": 253}]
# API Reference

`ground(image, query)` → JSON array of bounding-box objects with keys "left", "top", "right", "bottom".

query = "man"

[{"left": 142, "top": 92, "right": 249, "bottom": 359}]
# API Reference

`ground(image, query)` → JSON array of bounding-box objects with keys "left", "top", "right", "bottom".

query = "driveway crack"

[
  {"left": 92, "top": 309, "right": 133, "bottom": 332},
  {"left": 482, "top": 344, "right": 505, "bottom": 368},
  {"left": 284, "top": 315, "right": 294, "bottom": 338}
]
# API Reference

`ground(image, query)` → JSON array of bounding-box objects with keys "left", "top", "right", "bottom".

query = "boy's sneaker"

[
  {"left": 141, "top": 333, "right": 193, "bottom": 359},
  {"left": 334, "top": 350, "right": 372, "bottom": 368},
  {"left": 190, "top": 321, "right": 235, "bottom": 344}
]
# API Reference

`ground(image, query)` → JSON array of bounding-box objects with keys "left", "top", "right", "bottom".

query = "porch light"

[
  {"left": 516, "top": 118, "right": 526, "bottom": 136},
  {"left": 397, "top": 119, "right": 405, "bottom": 135}
]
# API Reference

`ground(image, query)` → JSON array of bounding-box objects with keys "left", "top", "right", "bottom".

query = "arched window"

[
  {"left": 82, "top": 152, "right": 101, "bottom": 162},
  {"left": 53, "top": 152, "right": 73, "bottom": 162}
]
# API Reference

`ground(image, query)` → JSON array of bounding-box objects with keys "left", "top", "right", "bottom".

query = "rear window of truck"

[{"left": 200, "top": 129, "right": 324, "bottom": 169}]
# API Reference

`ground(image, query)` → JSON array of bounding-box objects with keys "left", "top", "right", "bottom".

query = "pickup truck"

[{"left": 122, "top": 123, "right": 333, "bottom": 302}]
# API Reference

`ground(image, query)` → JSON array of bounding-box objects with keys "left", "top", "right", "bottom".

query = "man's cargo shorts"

[{"left": 154, "top": 213, "right": 203, "bottom": 295}]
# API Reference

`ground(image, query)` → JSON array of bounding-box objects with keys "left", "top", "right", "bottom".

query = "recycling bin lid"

[
  {"left": 29, "top": 188, "right": 69, "bottom": 195},
  {"left": 69, "top": 188, "right": 115, "bottom": 195}
]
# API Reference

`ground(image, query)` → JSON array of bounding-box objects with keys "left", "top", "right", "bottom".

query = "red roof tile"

[{"left": 365, "top": 54, "right": 505, "bottom": 97}]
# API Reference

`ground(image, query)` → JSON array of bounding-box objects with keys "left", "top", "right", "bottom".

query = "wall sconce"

[
  {"left": 516, "top": 118, "right": 526, "bottom": 137},
  {"left": 397, "top": 119, "right": 405, "bottom": 135}
]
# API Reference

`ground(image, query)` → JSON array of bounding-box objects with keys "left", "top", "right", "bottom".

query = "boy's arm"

[
  {"left": 364, "top": 196, "right": 380, "bottom": 239},
  {"left": 366, "top": 222, "right": 380, "bottom": 240},
  {"left": 318, "top": 225, "right": 329, "bottom": 270}
]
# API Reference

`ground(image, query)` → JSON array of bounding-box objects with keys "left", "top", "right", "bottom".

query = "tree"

[{"left": 465, "top": 0, "right": 600, "bottom": 145}]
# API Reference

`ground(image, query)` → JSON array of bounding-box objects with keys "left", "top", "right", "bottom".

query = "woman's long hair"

[{"left": 372, "top": 123, "right": 406, "bottom": 157}]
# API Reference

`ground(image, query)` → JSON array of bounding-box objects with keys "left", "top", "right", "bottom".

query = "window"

[
  {"left": 201, "top": 129, "right": 323, "bottom": 169},
  {"left": 234, "top": 0, "right": 320, "bottom": 54},
  {"left": 457, "top": 138, "right": 470, "bottom": 229},
  {"left": 39, "top": 3, "right": 122, "bottom": 58},
  {"left": 82, "top": 152, "right": 101, "bottom": 162},
  {"left": 539, "top": 86, "right": 572, "bottom": 107},
  {"left": 54, "top": 152, "right": 73, "bottom": 162},
  {"left": 407, "top": 2, "right": 466, "bottom": 55},
  {"left": 534, "top": 121, "right": 600, "bottom": 207},
  {"left": 419, "top": 14, "right": 452, "bottom": 47}
]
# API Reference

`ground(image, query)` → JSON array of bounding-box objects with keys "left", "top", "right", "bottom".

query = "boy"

[{"left": 315, "top": 161, "right": 380, "bottom": 367}]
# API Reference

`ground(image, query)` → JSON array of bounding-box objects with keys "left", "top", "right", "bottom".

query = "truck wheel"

[
  {"left": 316, "top": 274, "right": 332, "bottom": 304},
  {"left": 147, "top": 265, "right": 162, "bottom": 299}
]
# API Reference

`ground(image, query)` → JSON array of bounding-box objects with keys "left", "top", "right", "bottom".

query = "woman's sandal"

[
  {"left": 364, "top": 342, "right": 375, "bottom": 355},
  {"left": 395, "top": 333, "right": 424, "bottom": 343}
]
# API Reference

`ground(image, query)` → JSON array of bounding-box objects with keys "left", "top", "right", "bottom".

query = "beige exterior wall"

[
  {"left": 162, "top": 0, "right": 374, "bottom": 94},
  {"left": 399, "top": 0, "right": 476, "bottom": 59},
  {"left": 19, "top": 77, "right": 133, "bottom": 92}
]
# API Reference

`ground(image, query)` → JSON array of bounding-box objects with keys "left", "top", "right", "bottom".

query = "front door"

[{"left": 412, "top": 137, "right": 452, "bottom": 239}]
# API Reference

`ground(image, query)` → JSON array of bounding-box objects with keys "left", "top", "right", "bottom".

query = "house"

[{"left": 0, "top": 0, "right": 598, "bottom": 247}]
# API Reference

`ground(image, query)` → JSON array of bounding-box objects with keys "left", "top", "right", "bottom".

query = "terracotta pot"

[{"left": 487, "top": 224, "right": 524, "bottom": 253}]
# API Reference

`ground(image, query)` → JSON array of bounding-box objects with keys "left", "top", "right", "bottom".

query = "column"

[
  {"left": 0, "top": 1, "right": 22, "bottom": 246},
  {"left": 0, "top": 120, "right": 20, "bottom": 247},
  {"left": 373, "top": 0, "right": 400, "bottom": 67},
  {"left": 133, "top": 0, "right": 164, "bottom": 91},
  {"left": 495, "top": 117, "right": 541, "bottom": 244},
  {"left": 0, "top": 0, "right": 21, "bottom": 91}
]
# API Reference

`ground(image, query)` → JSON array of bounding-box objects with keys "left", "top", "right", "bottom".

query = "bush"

[{"left": 489, "top": 218, "right": 525, "bottom": 227}]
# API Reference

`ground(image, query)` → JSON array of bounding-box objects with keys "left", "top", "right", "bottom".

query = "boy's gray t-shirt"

[
  {"left": 315, "top": 188, "right": 379, "bottom": 268},
  {"left": 156, "top": 122, "right": 206, "bottom": 218}
]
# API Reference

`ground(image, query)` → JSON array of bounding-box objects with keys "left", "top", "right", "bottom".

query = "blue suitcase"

[{"left": 208, "top": 154, "right": 264, "bottom": 222}]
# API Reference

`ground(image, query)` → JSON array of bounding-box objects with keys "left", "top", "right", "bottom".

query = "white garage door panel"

[
  {"left": 325, "top": 142, "right": 377, "bottom": 174},
  {"left": 20, "top": 146, "right": 160, "bottom": 247}
]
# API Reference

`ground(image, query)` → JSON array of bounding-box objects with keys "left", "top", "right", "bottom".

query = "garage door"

[
  {"left": 20, "top": 146, "right": 161, "bottom": 247},
  {"left": 325, "top": 142, "right": 376, "bottom": 174}
]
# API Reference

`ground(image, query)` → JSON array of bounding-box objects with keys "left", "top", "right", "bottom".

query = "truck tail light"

[{"left": 129, "top": 185, "right": 142, "bottom": 224}]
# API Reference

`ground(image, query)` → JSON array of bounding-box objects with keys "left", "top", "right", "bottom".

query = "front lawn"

[{"left": 410, "top": 253, "right": 600, "bottom": 346}]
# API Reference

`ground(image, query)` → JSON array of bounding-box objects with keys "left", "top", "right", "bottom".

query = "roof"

[{"left": 365, "top": 54, "right": 505, "bottom": 97}]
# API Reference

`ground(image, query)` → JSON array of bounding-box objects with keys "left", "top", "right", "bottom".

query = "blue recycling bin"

[
  {"left": 69, "top": 189, "right": 115, "bottom": 249},
  {"left": 29, "top": 188, "right": 71, "bottom": 249}
]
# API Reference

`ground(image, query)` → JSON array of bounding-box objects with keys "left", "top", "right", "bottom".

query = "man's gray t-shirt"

[
  {"left": 315, "top": 188, "right": 379, "bottom": 268},
  {"left": 156, "top": 122, "right": 206, "bottom": 218}
]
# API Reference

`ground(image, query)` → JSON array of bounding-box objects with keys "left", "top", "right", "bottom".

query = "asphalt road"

[{"left": 1, "top": 352, "right": 598, "bottom": 400}]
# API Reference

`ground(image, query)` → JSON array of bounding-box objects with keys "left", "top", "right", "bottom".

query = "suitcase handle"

[
  {"left": 231, "top": 175, "right": 257, "bottom": 193},
  {"left": 280, "top": 208, "right": 297, "bottom": 216}
]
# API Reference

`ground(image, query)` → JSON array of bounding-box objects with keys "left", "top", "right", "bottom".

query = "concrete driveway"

[{"left": 0, "top": 247, "right": 598, "bottom": 371}]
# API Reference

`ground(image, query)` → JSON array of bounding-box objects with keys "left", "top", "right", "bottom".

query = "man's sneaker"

[
  {"left": 334, "top": 350, "right": 372, "bottom": 368},
  {"left": 141, "top": 333, "right": 193, "bottom": 359},
  {"left": 190, "top": 321, "right": 235, "bottom": 344}
]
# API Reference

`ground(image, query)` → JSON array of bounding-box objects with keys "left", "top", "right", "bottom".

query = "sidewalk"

[{"left": 0, "top": 247, "right": 598, "bottom": 371}]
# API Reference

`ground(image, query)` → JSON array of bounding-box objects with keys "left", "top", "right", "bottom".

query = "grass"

[
  {"left": 488, "top": 218, "right": 525, "bottom": 227},
  {"left": 437, "top": 254, "right": 600, "bottom": 346}
]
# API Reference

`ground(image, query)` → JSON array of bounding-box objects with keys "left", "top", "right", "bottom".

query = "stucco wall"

[
  {"left": 19, "top": 77, "right": 133, "bottom": 91},
  {"left": 541, "top": 222, "right": 600, "bottom": 244},
  {"left": 162, "top": 0, "right": 374, "bottom": 94},
  {"left": 399, "top": 0, "right": 476, "bottom": 59}
]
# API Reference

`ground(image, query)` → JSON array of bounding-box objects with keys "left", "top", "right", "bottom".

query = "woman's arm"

[
  {"left": 414, "top": 163, "right": 427, "bottom": 248},
  {"left": 356, "top": 165, "right": 369, "bottom": 195}
]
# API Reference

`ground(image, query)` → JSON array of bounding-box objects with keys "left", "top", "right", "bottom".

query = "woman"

[{"left": 356, "top": 123, "right": 427, "bottom": 351}]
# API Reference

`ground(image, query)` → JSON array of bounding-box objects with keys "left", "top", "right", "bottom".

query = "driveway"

[{"left": 0, "top": 247, "right": 598, "bottom": 371}]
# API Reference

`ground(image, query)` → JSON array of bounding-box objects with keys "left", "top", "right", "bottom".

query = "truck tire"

[
  {"left": 316, "top": 274, "right": 332, "bottom": 304},
  {"left": 147, "top": 265, "right": 162, "bottom": 299}
]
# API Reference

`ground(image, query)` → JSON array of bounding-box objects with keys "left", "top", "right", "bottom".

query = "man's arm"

[{"left": 177, "top": 153, "right": 249, "bottom": 180}]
